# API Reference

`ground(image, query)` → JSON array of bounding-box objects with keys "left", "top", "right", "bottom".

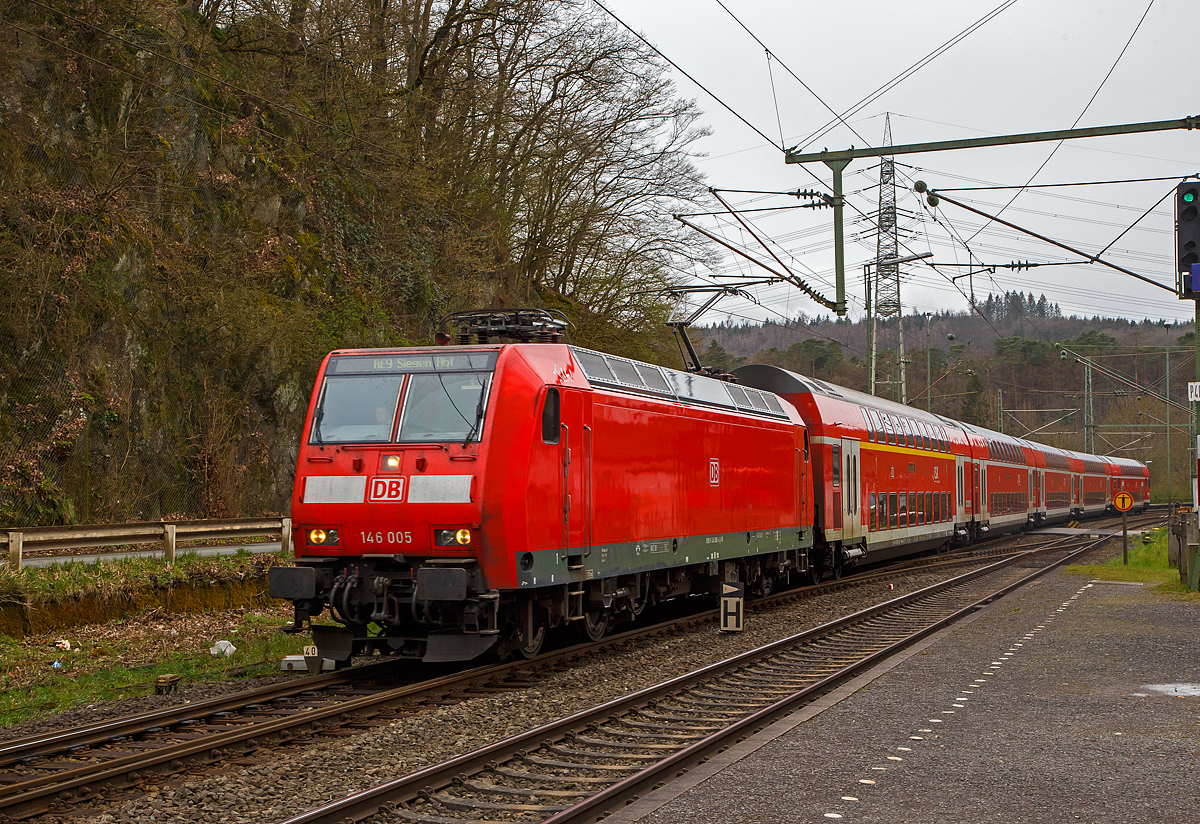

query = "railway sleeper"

[
  {"left": 570, "top": 736, "right": 686, "bottom": 751},
  {"left": 634, "top": 710, "right": 734, "bottom": 725},
  {"left": 461, "top": 779, "right": 590, "bottom": 799},
  {"left": 522, "top": 755, "right": 639, "bottom": 773},
  {"left": 617, "top": 716, "right": 722, "bottom": 734},
  {"left": 595, "top": 725, "right": 703, "bottom": 741},
  {"left": 544, "top": 744, "right": 662, "bottom": 761},
  {"left": 430, "top": 793, "right": 570, "bottom": 813},
  {"left": 392, "top": 809, "right": 495, "bottom": 824},
  {"left": 492, "top": 766, "right": 620, "bottom": 785},
  {"left": 636, "top": 705, "right": 734, "bottom": 720}
]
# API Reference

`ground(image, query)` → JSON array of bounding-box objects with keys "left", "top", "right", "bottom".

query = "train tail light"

[
  {"left": 435, "top": 528, "right": 472, "bottom": 547},
  {"left": 307, "top": 528, "right": 340, "bottom": 546}
]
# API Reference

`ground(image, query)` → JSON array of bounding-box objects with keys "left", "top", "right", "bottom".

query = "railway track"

[
  {"left": 0, "top": 519, "right": 1158, "bottom": 821},
  {"left": 276, "top": 534, "right": 1112, "bottom": 824}
]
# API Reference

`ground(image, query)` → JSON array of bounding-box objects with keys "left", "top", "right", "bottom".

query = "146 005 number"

[{"left": 361, "top": 531, "right": 412, "bottom": 544}]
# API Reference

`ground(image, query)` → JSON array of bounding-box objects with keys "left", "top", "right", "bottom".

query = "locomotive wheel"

[
  {"left": 517, "top": 609, "right": 547, "bottom": 659},
  {"left": 578, "top": 609, "right": 611, "bottom": 642}
]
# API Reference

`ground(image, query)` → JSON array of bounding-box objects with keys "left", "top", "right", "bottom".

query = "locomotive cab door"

[
  {"left": 840, "top": 438, "right": 863, "bottom": 541},
  {"left": 560, "top": 389, "right": 593, "bottom": 566}
]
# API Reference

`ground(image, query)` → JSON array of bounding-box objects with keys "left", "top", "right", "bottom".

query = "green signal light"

[{"left": 1186, "top": 191, "right": 1197, "bottom": 203}]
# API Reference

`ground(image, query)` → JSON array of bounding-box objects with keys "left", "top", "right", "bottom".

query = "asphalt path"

[{"left": 18, "top": 542, "right": 284, "bottom": 568}]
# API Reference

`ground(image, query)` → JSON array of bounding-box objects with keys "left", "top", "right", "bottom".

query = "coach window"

[
  {"left": 868, "top": 409, "right": 883, "bottom": 442},
  {"left": 541, "top": 388, "right": 560, "bottom": 444},
  {"left": 926, "top": 491, "right": 933, "bottom": 524},
  {"left": 862, "top": 407, "right": 876, "bottom": 442},
  {"left": 897, "top": 491, "right": 908, "bottom": 526},
  {"left": 907, "top": 492, "right": 916, "bottom": 526},
  {"left": 889, "top": 492, "right": 899, "bottom": 528},
  {"left": 832, "top": 444, "right": 841, "bottom": 487},
  {"left": 869, "top": 493, "right": 877, "bottom": 530},
  {"left": 917, "top": 492, "right": 924, "bottom": 525}
]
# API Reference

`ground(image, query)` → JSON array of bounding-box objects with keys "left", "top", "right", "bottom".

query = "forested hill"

[
  {"left": 695, "top": 293, "right": 1192, "bottom": 499},
  {"left": 0, "top": 1, "right": 710, "bottom": 527}
]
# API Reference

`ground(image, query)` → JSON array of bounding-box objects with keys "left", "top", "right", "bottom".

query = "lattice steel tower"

[{"left": 869, "top": 114, "right": 906, "bottom": 403}]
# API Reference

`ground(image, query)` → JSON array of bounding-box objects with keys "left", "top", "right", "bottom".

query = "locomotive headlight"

[
  {"left": 382, "top": 454, "right": 400, "bottom": 470},
  {"left": 307, "top": 528, "right": 340, "bottom": 546},
  {"left": 435, "top": 528, "right": 473, "bottom": 547}
]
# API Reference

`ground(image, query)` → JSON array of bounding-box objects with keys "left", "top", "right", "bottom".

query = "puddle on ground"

[{"left": 1141, "top": 684, "right": 1200, "bottom": 697}]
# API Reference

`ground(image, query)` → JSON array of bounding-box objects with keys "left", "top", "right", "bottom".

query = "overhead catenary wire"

[{"left": 965, "top": 0, "right": 1158, "bottom": 243}]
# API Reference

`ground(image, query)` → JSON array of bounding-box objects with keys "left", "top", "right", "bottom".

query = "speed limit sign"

[{"left": 1114, "top": 492, "right": 1133, "bottom": 512}]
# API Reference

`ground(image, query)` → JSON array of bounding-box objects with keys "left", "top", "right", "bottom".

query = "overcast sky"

[{"left": 602, "top": 0, "right": 1198, "bottom": 330}]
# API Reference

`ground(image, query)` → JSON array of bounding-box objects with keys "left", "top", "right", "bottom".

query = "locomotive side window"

[
  {"left": 832, "top": 444, "right": 841, "bottom": 487},
  {"left": 542, "top": 388, "right": 560, "bottom": 444},
  {"left": 311, "top": 375, "right": 405, "bottom": 444},
  {"left": 803, "top": 430, "right": 810, "bottom": 461}
]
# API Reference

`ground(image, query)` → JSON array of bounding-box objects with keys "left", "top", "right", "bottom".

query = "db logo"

[
  {"left": 368, "top": 477, "right": 406, "bottom": 502},
  {"left": 709, "top": 458, "right": 720, "bottom": 487}
]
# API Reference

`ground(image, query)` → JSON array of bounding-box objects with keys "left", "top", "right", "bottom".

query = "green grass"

[
  {"left": 1065, "top": 526, "right": 1200, "bottom": 597},
  {"left": 0, "top": 551, "right": 321, "bottom": 728},
  {"left": 0, "top": 604, "right": 312, "bottom": 728}
]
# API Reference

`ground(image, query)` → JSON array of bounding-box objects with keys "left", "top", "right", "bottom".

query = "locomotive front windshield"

[{"left": 311, "top": 352, "right": 496, "bottom": 445}]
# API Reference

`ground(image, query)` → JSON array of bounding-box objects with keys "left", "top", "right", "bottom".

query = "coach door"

[
  {"left": 955, "top": 455, "right": 966, "bottom": 521},
  {"left": 560, "top": 390, "right": 593, "bottom": 565},
  {"left": 840, "top": 438, "right": 862, "bottom": 540}
]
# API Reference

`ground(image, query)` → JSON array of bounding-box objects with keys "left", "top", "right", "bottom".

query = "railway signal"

[
  {"left": 1114, "top": 491, "right": 1133, "bottom": 566},
  {"left": 1179, "top": 183, "right": 1200, "bottom": 297}
]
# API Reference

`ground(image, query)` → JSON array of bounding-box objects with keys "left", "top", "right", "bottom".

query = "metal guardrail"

[{"left": 0, "top": 518, "right": 292, "bottom": 570}]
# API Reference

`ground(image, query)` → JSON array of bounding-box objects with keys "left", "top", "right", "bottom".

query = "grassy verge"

[
  {"left": 0, "top": 551, "right": 317, "bottom": 728},
  {"left": 1065, "top": 526, "right": 1200, "bottom": 597},
  {"left": 0, "top": 605, "right": 310, "bottom": 728}
]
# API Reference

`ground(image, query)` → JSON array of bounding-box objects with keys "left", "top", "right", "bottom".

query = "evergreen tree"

[{"left": 959, "top": 372, "right": 989, "bottom": 426}]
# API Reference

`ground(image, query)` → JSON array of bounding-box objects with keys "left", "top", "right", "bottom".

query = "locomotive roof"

[{"left": 568, "top": 346, "right": 793, "bottom": 421}]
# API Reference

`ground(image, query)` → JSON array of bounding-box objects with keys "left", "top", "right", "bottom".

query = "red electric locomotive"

[{"left": 269, "top": 311, "right": 815, "bottom": 664}]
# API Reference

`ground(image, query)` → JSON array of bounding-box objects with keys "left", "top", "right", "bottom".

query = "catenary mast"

[{"left": 871, "top": 114, "right": 906, "bottom": 402}]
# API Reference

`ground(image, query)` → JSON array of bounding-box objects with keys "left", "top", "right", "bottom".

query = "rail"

[{"left": 0, "top": 517, "right": 291, "bottom": 570}]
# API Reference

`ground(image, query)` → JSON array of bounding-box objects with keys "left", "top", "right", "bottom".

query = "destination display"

[{"left": 327, "top": 352, "right": 497, "bottom": 374}]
